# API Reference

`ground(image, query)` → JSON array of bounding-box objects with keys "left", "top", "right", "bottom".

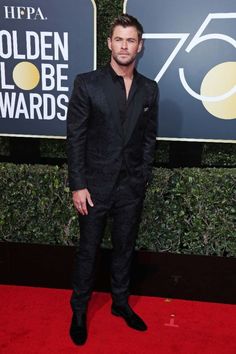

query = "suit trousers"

[{"left": 70, "top": 174, "right": 145, "bottom": 312}]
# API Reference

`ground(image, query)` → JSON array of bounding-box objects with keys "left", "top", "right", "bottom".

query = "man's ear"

[
  {"left": 107, "top": 37, "right": 112, "bottom": 51},
  {"left": 138, "top": 39, "right": 143, "bottom": 53}
]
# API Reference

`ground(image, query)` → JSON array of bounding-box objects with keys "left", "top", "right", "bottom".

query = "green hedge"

[
  {"left": 0, "top": 163, "right": 235, "bottom": 257},
  {"left": 1, "top": 137, "right": 235, "bottom": 168},
  {"left": 202, "top": 143, "right": 236, "bottom": 166}
]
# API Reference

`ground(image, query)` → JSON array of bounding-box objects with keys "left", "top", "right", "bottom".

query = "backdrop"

[
  {"left": 125, "top": 0, "right": 236, "bottom": 142},
  {"left": 0, "top": 0, "right": 96, "bottom": 138}
]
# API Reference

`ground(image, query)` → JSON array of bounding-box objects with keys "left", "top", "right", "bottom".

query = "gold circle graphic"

[
  {"left": 200, "top": 62, "right": 236, "bottom": 120},
  {"left": 13, "top": 62, "right": 40, "bottom": 90}
]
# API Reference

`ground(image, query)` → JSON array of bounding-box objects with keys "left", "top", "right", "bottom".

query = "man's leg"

[
  {"left": 110, "top": 188, "right": 143, "bottom": 305},
  {"left": 71, "top": 201, "right": 109, "bottom": 312},
  {"left": 70, "top": 200, "right": 109, "bottom": 345},
  {"left": 109, "top": 182, "right": 147, "bottom": 331}
]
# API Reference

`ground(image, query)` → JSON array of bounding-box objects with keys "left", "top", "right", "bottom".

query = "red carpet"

[{"left": 0, "top": 285, "right": 235, "bottom": 354}]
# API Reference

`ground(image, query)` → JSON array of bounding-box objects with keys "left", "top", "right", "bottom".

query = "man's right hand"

[{"left": 72, "top": 189, "right": 94, "bottom": 215}]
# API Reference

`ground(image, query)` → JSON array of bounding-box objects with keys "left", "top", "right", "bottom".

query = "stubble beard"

[{"left": 112, "top": 53, "right": 136, "bottom": 67}]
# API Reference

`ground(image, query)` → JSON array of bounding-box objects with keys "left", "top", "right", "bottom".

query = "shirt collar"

[{"left": 107, "top": 63, "right": 137, "bottom": 82}]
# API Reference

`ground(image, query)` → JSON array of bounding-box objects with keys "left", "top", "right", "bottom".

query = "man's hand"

[{"left": 72, "top": 189, "right": 94, "bottom": 215}]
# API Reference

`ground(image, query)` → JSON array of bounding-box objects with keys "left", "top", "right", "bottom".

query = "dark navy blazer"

[{"left": 67, "top": 65, "right": 159, "bottom": 200}]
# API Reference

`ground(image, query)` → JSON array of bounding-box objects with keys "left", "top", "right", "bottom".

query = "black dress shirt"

[
  {"left": 108, "top": 64, "right": 137, "bottom": 127},
  {"left": 107, "top": 64, "right": 138, "bottom": 180}
]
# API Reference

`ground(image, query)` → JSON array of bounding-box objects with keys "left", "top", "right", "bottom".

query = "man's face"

[{"left": 108, "top": 25, "right": 143, "bottom": 67}]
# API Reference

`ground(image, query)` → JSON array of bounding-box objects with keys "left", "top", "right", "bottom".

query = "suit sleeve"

[
  {"left": 142, "top": 82, "right": 159, "bottom": 184},
  {"left": 67, "top": 75, "right": 90, "bottom": 191}
]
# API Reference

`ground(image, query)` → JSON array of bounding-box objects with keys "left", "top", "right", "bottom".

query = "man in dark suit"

[{"left": 67, "top": 14, "right": 159, "bottom": 345}]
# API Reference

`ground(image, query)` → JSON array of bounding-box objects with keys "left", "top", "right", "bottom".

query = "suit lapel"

[
  {"left": 101, "top": 69, "right": 123, "bottom": 139},
  {"left": 123, "top": 74, "right": 144, "bottom": 145}
]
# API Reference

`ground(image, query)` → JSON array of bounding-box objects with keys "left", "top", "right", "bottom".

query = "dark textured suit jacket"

[{"left": 67, "top": 65, "right": 159, "bottom": 200}]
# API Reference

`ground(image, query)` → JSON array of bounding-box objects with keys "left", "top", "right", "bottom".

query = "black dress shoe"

[
  {"left": 111, "top": 303, "right": 147, "bottom": 331},
  {"left": 69, "top": 312, "right": 87, "bottom": 345}
]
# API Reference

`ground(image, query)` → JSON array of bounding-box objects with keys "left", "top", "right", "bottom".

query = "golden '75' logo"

[{"left": 143, "top": 13, "right": 236, "bottom": 119}]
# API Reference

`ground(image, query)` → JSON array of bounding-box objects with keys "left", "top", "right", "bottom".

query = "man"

[{"left": 67, "top": 14, "right": 159, "bottom": 345}]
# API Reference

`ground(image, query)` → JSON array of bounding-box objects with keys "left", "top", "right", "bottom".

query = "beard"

[{"left": 112, "top": 53, "right": 136, "bottom": 66}]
